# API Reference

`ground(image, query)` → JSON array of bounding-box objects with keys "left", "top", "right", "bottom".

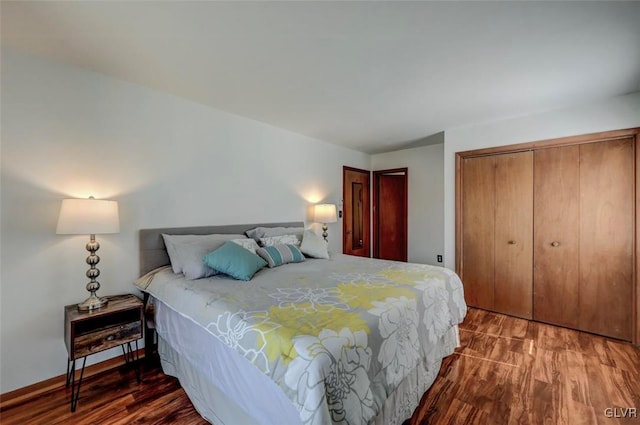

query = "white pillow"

[
  {"left": 260, "top": 234, "right": 300, "bottom": 247},
  {"left": 300, "top": 229, "right": 330, "bottom": 259},
  {"left": 162, "top": 233, "right": 245, "bottom": 280},
  {"left": 231, "top": 238, "right": 260, "bottom": 254}
]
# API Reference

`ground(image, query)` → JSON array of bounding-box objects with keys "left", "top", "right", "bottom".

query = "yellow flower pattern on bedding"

[
  {"left": 336, "top": 281, "right": 416, "bottom": 309},
  {"left": 258, "top": 303, "right": 370, "bottom": 364}
]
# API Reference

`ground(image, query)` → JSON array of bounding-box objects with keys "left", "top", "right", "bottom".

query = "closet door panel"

[
  {"left": 579, "top": 138, "right": 634, "bottom": 340},
  {"left": 533, "top": 146, "right": 580, "bottom": 328},
  {"left": 494, "top": 152, "right": 533, "bottom": 319},
  {"left": 461, "top": 156, "right": 495, "bottom": 310}
]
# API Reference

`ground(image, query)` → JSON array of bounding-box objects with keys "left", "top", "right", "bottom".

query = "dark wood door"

[
  {"left": 534, "top": 145, "right": 581, "bottom": 329},
  {"left": 493, "top": 151, "right": 533, "bottom": 319},
  {"left": 579, "top": 138, "right": 634, "bottom": 340},
  {"left": 343, "top": 166, "right": 370, "bottom": 257},
  {"left": 461, "top": 155, "right": 495, "bottom": 310},
  {"left": 373, "top": 168, "right": 408, "bottom": 262}
]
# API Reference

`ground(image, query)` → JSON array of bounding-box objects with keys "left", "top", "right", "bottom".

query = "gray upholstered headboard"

[{"left": 139, "top": 222, "right": 304, "bottom": 275}]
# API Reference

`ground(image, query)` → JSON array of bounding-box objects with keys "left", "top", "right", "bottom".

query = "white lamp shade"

[
  {"left": 56, "top": 198, "right": 120, "bottom": 235},
  {"left": 314, "top": 203, "right": 337, "bottom": 223}
]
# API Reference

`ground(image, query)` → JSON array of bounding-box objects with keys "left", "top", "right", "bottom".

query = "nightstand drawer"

[{"left": 73, "top": 321, "right": 142, "bottom": 359}]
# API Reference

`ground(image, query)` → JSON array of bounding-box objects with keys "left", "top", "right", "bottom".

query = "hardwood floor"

[
  {"left": 0, "top": 359, "right": 208, "bottom": 425},
  {"left": 1, "top": 308, "right": 638, "bottom": 424},
  {"left": 411, "top": 308, "right": 640, "bottom": 425}
]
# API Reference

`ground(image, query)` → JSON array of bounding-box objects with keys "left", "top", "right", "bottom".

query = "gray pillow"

[
  {"left": 245, "top": 226, "right": 304, "bottom": 243},
  {"left": 162, "top": 234, "right": 185, "bottom": 274},
  {"left": 162, "top": 233, "right": 245, "bottom": 280}
]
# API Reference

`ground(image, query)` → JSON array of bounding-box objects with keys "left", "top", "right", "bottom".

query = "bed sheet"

[{"left": 155, "top": 299, "right": 300, "bottom": 424}]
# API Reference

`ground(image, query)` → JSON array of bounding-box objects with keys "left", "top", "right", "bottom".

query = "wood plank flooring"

[
  {"left": 1, "top": 308, "right": 638, "bottom": 424},
  {"left": 0, "top": 359, "right": 207, "bottom": 425},
  {"left": 411, "top": 308, "right": 640, "bottom": 425}
]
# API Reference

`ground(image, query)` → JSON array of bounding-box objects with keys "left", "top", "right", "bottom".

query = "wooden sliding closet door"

[
  {"left": 458, "top": 128, "right": 638, "bottom": 342},
  {"left": 461, "top": 152, "right": 533, "bottom": 318},
  {"left": 579, "top": 139, "right": 634, "bottom": 340},
  {"left": 534, "top": 146, "right": 581, "bottom": 329},
  {"left": 494, "top": 152, "right": 533, "bottom": 319},
  {"left": 461, "top": 156, "right": 495, "bottom": 310},
  {"left": 534, "top": 138, "right": 634, "bottom": 340}
]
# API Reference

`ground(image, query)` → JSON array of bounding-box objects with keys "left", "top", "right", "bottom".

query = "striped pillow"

[{"left": 256, "top": 244, "right": 305, "bottom": 268}]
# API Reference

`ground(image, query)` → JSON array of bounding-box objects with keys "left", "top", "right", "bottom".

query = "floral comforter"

[{"left": 136, "top": 254, "right": 466, "bottom": 425}]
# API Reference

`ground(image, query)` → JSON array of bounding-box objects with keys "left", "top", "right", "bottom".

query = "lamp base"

[
  {"left": 77, "top": 293, "right": 109, "bottom": 311},
  {"left": 322, "top": 223, "right": 329, "bottom": 242}
]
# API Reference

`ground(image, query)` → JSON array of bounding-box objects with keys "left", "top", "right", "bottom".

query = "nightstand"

[{"left": 64, "top": 294, "right": 143, "bottom": 412}]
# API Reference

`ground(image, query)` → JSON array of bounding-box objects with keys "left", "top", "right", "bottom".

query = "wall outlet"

[{"left": 437, "top": 255, "right": 443, "bottom": 263}]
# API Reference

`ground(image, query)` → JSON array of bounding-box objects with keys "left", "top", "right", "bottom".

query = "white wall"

[
  {"left": 4, "top": 48, "right": 639, "bottom": 395},
  {"left": 0, "top": 49, "right": 369, "bottom": 393},
  {"left": 443, "top": 91, "right": 640, "bottom": 270},
  {"left": 371, "top": 140, "right": 444, "bottom": 265}
]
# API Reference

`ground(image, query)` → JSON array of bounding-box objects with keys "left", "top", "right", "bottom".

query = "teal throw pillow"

[{"left": 203, "top": 241, "right": 267, "bottom": 281}]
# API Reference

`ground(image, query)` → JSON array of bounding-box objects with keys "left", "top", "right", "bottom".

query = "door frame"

[
  {"left": 342, "top": 166, "right": 371, "bottom": 257},
  {"left": 373, "top": 168, "right": 408, "bottom": 261},
  {"left": 455, "top": 127, "right": 640, "bottom": 345}
]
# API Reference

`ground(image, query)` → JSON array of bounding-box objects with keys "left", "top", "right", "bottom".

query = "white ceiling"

[{"left": 2, "top": 1, "right": 639, "bottom": 153}]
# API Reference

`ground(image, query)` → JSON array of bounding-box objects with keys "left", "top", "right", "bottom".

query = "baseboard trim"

[{"left": 0, "top": 348, "right": 146, "bottom": 411}]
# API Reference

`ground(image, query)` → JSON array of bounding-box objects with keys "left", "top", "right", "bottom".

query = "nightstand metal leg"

[
  {"left": 68, "top": 356, "right": 87, "bottom": 412},
  {"left": 122, "top": 341, "right": 141, "bottom": 383},
  {"left": 66, "top": 358, "right": 72, "bottom": 387},
  {"left": 122, "top": 343, "right": 129, "bottom": 363}
]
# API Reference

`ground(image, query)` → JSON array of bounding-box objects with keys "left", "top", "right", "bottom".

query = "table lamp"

[
  {"left": 56, "top": 197, "right": 120, "bottom": 311},
  {"left": 314, "top": 203, "right": 338, "bottom": 242}
]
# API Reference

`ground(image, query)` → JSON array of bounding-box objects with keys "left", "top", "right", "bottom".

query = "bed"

[{"left": 135, "top": 222, "right": 467, "bottom": 425}]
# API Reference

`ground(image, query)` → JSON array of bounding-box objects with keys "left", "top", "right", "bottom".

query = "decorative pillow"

[
  {"left": 260, "top": 234, "right": 300, "bottom": 247},
  {"left": 300, "top": 229, "right": 330, "bottom": 259},
  {"left": 245, "top": 226, "right": 304, "bottom": 243},
  {"left": 231, "top": 238, "right": 260, "bottom": 254},
  {"left": 203, "top": 241, "right": 267, "bottom": 281},
  {"left": 162, "top": 233, "right": 245, "bottom": 280},
  {"left": 256, "top": 244, "right": 305, "bottom": 268}
]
